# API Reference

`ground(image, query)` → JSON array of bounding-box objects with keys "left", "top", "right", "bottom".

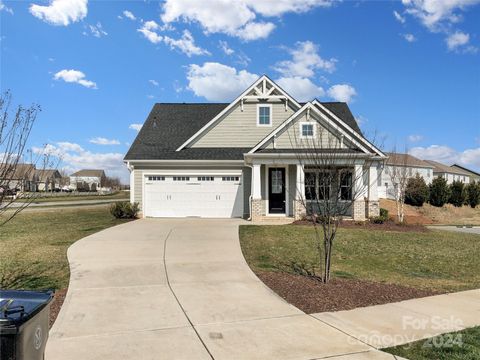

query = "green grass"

[
  {"left": 15, "top": 191, "right": 129, "bottom": 203},
  {"left": 384, "top": 326, "right": 480, "bottom": 360},
  {"left": 239, "top": 225, "right": 480, "bottom": 292},
  {"left": 0, "top": 206, "right": 130, "bottom": 290}
]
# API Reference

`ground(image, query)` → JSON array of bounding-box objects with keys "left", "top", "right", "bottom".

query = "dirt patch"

[
  {"left": 380, "top": 199, "right": 434, "bottom": 225},
  {"left": 292, "top": 219, "right": 429, "bottom": 232},
  {"left": 256, "top": 271, "right": 438, "bottom": 314},
  {"left": 49, "top": 288, "right": 67, "bottom": 328}
]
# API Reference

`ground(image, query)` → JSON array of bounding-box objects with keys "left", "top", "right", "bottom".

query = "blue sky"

[{"left": 1, "top": 0, "right": 479, "bottom": 182}]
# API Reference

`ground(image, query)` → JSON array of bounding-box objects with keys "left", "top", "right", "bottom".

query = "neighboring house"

[
  {"left": 2, "top": 163, "right": 38, "bottom": 192},
  {"left": 424, "top": 160, "right": 471, "bottom": 184},
  {"left": 69, "top": 170, "right": 106, "bottom": 191},
  {"left": 378, "top": 153, "right": 434, "bottom": 199},
  {"left": 450, "top": 164, "right": 480, "bottom": 183},
  {"left": 125, "top": 75, "right": 386, "bottom": 221},
  {"left": 36, "top": 169, "right": 62, "bottom": 191}
]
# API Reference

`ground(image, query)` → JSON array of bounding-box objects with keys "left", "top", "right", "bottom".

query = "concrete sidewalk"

[{"left": 46, "top": 219, "right": 401, "bottom": 360}]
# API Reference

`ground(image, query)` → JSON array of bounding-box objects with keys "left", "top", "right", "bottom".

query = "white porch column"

[
  {"left": 252, "top": 164, "right": 261, "bottom": 199},
  {"left": 368, "top": 164, "right": 378, "bottom": 201},
  {"left": 296, "top": 164, "right": 305, "bottom": 200},
  {"left": 354, "top": 163, "right": 367, "bottom": 199}
]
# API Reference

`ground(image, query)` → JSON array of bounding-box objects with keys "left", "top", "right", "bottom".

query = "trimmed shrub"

[
  {"left": 405, "top": 174, "right": 429, "bottom": 207},
  {"left": 110, "top": 201, "right": 139, "bottom": 219},
  {"left": 466, "top": 181, "right": 480, "bottom": 208},
  {"left": 370, "top": 208, "right": 389, "bottom": 224},
  {"left": 429, "top": 177, "right": 450, "bottom": 207},
  {"left": 448, "top": 181, "right": 466, "bottom": 207}
]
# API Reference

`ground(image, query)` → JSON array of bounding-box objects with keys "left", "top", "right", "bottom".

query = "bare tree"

[
  {"left": 285, "top": 112, "right": 381, "bottom": 283},
  {"left": 384, "top": 147, "right": 410, "bottom": 223},
  {"left": 0, "top": 91, "right": 54, "bottom": 224}
]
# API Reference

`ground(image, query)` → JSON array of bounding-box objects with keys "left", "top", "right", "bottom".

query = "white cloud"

[
  {"left": 393, "top": 10, "right": 406, "bottom": 23},
  {"left": 409, "top": 144, "right": 480, "bottom": 170},
  {"left": 161, "top": 0, "right": 332, "bottom": 41},
  {"left": 129, "top": 123, "right": 143, "bottom": 131},
  {"left": 30, "top": 0, "right": 87, "bottom": 26},
  {"left": 137, "top": 21, "right": 163, "bottom": 44},
  {"left": 327, "top": 84, "right": 357, "bottom": 103},
  {"left": 403, "top": 33, "right": 417, "bottom": 42},
  {"left": 408, "top": 134, "right": 424, "bottom": 142},
  {"left": 445, "top": 30, "right": 470, "bottom": 50},
  {"left": 163, "top": 30, "right": 210, "bottom": 57},
  {"left": 149, "top": 79, "right": 159, "bottom": 86},
  {"left": 84, "top": 22, "right": 107, "bottom": 38},
  {"left": 219, "top": 40, "right": 234, "bottom": 55},
  {"left": 123, "top": 10, "right": 136, "bottom": 20},
  {"left": 276, "top": 76, "right": 325, "bottom": 102},
  {"left": 53, "top": 69, "right": 97, "bottom": 89},
  {"left": 0, "top": 1, "right": 14, "bottom": 14},
  {"left": 186, "top": 62, "right": 258, "bottom": 101},
  {"left": 89, "top": 137, "right": 120, "bottom": 145},
  {"left": 274, "top": 41, "right": 337, "bottom": 78}
]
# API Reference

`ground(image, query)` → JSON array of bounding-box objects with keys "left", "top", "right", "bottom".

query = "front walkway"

[{"left": 46, "top": 219, "right": 399, "bottom": 360}]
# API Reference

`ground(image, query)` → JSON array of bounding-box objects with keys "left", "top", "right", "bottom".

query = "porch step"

[{"left": 252, "top": 216, "right": 295, "bottom": 225}]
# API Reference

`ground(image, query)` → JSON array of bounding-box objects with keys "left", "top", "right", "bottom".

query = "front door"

[{"left": 268, "top": 167, "right": 286, "bottom": 214}]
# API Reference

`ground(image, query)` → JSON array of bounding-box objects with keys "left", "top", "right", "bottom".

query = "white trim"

[
  {"left": 175, "top": 75, "right": 301, "bottom": 151},
  {"left": 265, "top": 165, "right": 289, "bottom": 216},
  {"left": 257, "top": 104, "right": 272, "bottom": 127},
  {"left": 299, "top": 121, "right": 316, "bottom": 139}
]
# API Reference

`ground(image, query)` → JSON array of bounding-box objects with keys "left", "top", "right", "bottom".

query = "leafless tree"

[
  {"left": 285, "top": 116, "right": 380, "bottom": 283},
  {"left": 104, "top": 176, "right": 121, "bottom": 189},
  {"left": 384, "top": 147, "right": 410, "bottom": 223},
  {"left": 0, "top": 91, "right": 54, "bottom": 225}
]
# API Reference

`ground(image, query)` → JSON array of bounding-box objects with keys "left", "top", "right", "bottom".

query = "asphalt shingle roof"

[
  {"left": 70, "top": 169, "right": 105, "bottom": 177},
  {"left": 385, "top": 153, "right": 434, "bottom": 168},
  {"left": 424, "top": 160, "right": 471, "bottom": 176},
  {"left": 124, "top": 102, "right": 364, "bottom": 161}
]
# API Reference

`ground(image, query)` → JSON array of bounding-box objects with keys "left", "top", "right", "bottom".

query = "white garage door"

[{"left": 144, "top": 174, "right": 244, "bottom": 218}]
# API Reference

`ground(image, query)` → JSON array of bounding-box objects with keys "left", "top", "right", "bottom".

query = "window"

[
  {"left": 340, "top": 171, "right": 353, "bottom": 201},
  {"left": 222, "top": 176, "right": 240, "bottom": 181},
  {"left": 148, "top": 176, "right": 165, "bottom": 181},
  {"left": 301, "top": 123, "right": 315, "bottom": 138},
  {"left": 197, "top": 176, "right": 214, "bottom": 181},
  {"left": 173, "top": 176, "right": 190, "bottom": 181},
  {"left": 317, "top": 172, "right": 330, "bottom": 200},
  {"left": 305, "top": 172, "right": 316, "bottom": 200},
  {"left": 257, "top": 105, "right": 271, "bottom": 126},
  {"left": 304, "top": 171, "right": 330, "bottom": 201}
]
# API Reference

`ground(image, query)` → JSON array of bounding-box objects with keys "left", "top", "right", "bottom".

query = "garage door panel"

[{"left": 144, "top": 175, "right": 243, "bottom": 218}]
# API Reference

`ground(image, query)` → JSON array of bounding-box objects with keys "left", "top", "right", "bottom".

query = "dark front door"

[{"left": 268, "top": 167, "right": 286, "bottom": 214}]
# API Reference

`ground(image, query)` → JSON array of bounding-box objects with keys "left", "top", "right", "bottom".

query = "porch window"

[
  {"left": 304, "top": 171, "right": 331, "bottom": 200},
  {"left": 340, "top": 171, "right": 353, "bottom": 200},
  {"left": 305, "top": 172, "right": 316, "bottom": 200},
  {"left": 317, "top": 172, "right": 330, "bottom": 200},
  {"left": 257, "top": 105, "right": 271, "bottom": 126}
]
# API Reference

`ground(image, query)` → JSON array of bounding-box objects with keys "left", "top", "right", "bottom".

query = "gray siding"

[
  {"left": 192, "top": 101, "right": 295, "bottom": 148},
  {"left": 133, "top": 170, "right": 143, "bottom": 209},
  {"left": 242, "top": 166, "right": 251, "bottom": 217},
  {"left": 288, "top": 165, "right": 296, "bottom": 216}
]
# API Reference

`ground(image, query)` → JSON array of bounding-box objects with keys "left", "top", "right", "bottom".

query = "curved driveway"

[{"left": 46, "top": 219, "right": 398, "bottom": 360}]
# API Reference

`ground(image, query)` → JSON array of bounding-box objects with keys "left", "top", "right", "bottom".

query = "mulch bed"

[
  {"left": 49, "top": 288, "right": 67, "bottom": 328},
  {"left": 256, "top": 271, "right": 438, "bottom": 314},
  {"left": 292, "top": 219, "right": 429, "bottom": 232}
]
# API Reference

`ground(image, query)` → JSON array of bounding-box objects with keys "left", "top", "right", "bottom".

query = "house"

[
  {"left": 424, "top": 160, "right": 471, "bottom": 184},
  {"left": 36, "top": 169, "right": 62, "bottom": 191},
  {"left": 1, "top": 163, "right": 38, "bottom": 192},
  {"left": 378, "top": 153, "right": 434, "bottom": 199},
  {"left": 450, "top": 164, "right": 480, "bottom": 183},
  {"left": 69, "top": 170, "right": 106, "bottom": 191},
  {"left": 124, "top": 75, "right": 386, "bottom": 221}
]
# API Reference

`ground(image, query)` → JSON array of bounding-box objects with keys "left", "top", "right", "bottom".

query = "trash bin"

[{"left": 0, "top": 290, "right": 53, "bottom": 360}]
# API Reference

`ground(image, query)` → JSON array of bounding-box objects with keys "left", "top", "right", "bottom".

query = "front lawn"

[
  {"left": 240, "top": 225, "right": 480, "bottom": 294},
  {"left": 384, "top": 326, "right": 480, "bottom": 360},
  {"left": 0, "top": 206, "right": 130, "bottom": 290},
  {"left": 15, "top": 190, "right": 129, "bottom": 203}
]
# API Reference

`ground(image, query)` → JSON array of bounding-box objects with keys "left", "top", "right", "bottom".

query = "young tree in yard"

[
  {"left": 466, "top": 181, "right": 480, "bottom": 208},
  {"left": 429, "top": 177, "right": 450, "bottom": 207},
  {"left": 449, "top": 180, "right": 466, "bottom": 207},
  {"left": 385, "top": 150, "right": 410, "bottom": 223},
  {"left": 404, "top": 174, "right": 429, "bottom": 207}
]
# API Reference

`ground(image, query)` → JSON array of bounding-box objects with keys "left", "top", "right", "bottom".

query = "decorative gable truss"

[{"left": 249, "top": 101, "right": 386, "bottom": 157}]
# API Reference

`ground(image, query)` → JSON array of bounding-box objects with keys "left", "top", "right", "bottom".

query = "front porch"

[{"left": 246, "top": 157, "right": 381, "bottom": 222}]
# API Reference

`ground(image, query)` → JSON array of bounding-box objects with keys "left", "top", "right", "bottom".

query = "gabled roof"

[
  {"left": 423, "top": 160, "right": 471, "bottom": 175},
  {"left": 451, "top": 164, "right": 480, "bottom": 177},
  {"left": 385, "top": 153, "right": 434, "bottom": 168},
  {"left": 0, "top": 163, "right": 37, "bottom": 181},
  {"left": 36, "top": 169, "right": 62, "bottom": 181},
  {"left": 320, "top": 102, "right": 362, "bottom": 134},
  {"left": 70, "top": 169, "right": 105, "bottom": 177}
]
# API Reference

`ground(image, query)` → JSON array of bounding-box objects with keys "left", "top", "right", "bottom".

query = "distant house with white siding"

[
  {"left": 424, "top": 160, "right": 470, "bottom": 184},
  {"left": 450, "top": 164, "right": 480, "bottom": 183},
  {"left": 378, "top": 153, "right": 434, "bottom": 199},
  {"left": 69, "top": 170, "right": 106, "bottom": 191},
  {"left": 36, "top": 169, "right": 62, "bottom": 191}
]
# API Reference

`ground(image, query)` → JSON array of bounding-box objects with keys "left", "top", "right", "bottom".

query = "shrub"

[
  {"left": 110, "top": 201, "right": 139, "bottom": 219},
  {"left": 405, "top": 174, "right": 429, "bottom": 207},
  {"left": 429, "top": 177, "right": 450, "bottom": 207},
  {"left": 466, "top": 181, "right": 480, "bottom": 208},
  {"left": 370, "top": 208, "right": 389, "bottom": 224},
  {"left": 380, "top": 208, "right": 389, "bottom": 220},
  {"left": 448, "top": 181, "right": 466, "bottom": 207}
]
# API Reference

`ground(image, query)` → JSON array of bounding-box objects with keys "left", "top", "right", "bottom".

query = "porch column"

[
  {"left": 367, "top": 164, "right": 380, "bottom": 217},
  {"left": 353, "top": 163, "right": 367, "bottom": 221},
  {"left": 294, "top": 164, "right": 306, "bottom": 220},
  {"left": 252, "top": 164, "right": 262, "bottom": 199}
]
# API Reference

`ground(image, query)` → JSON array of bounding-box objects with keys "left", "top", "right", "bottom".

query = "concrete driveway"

[{"left": 46, "top": 219, "right": 399, "bottom": 360}]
